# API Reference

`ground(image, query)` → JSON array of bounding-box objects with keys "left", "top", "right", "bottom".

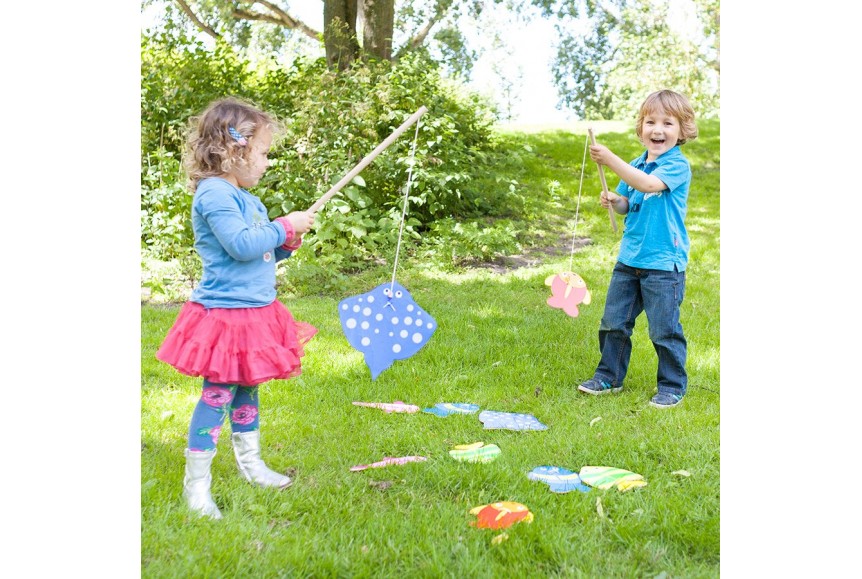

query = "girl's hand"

[
  {"left": 285, "top": 211, "right": 315, "bottom": 235},
  {"left": 600, "top": 190, "right": 621, "bottom": 209}
]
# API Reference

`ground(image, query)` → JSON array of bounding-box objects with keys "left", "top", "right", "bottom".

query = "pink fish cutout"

[
  {"left": 352, "top": 400, "right": 420, "bottom": 413},
  {"left": 545, "top": 272, "right": 591, "bottom": 317},
  {"left": 350, "top": 455, "right": 428, "bottom": 471}
]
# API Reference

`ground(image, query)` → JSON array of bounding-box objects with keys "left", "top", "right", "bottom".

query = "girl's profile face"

[{"left": 231, "top": 125, "right": 273, "bottom": 188}]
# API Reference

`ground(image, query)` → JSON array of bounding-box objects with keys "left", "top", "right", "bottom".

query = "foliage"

[
  {"left": 142, "top": 29, "right": 539, "bottom": 298},
  {"left": 535, "top": 0, "right": 720, "bottom": 119}
]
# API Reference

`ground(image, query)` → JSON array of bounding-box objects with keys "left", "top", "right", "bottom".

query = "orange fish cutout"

[
  {"left": 469, "top": 501, "right": 534, "bottom": 529},
  {"left": 545, "top": 272, "right": 591, "bottom": 317}
]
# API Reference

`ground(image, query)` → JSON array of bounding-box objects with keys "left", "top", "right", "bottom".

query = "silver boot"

[
  {"left": 182, "top": 448, "right": 223, "bottom": 519},
  {"left": 231, "top": 430, "right": 292, "bottom": 489}
]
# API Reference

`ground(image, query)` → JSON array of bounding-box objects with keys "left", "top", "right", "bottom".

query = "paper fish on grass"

[
  {"left": 469, "top": 501, "right": 534, "bottom": 529},
  {"left": 545, "top": 272, "right": 591, "bottom": 317},
  {"left": 352, "top": 401, "right": 420, "bottom": 413},
  {"left": 478, "top": 410, "right": 548, "bottom": 431},
  {"left": 422, "top": 403, "right": 480, "bottom": 417},
  {"left": 528, "top": 466, "right": 591, "bottom": 493},
  {"left": 350, "top": 455, "right": 428, "bottom": 472},
  {"left": 339, "top": 281, "right": 437, "bottom": 380},
  {"left": 579, "top": 466, "right": 647, "bottom": 492},
  {"left": 449, "top": 442, "right": 501, "bottom": 463}
]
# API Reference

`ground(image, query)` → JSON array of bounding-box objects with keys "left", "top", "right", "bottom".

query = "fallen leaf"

[
  {"left": 492, "top": 361, "right": 502, "bottom": 367},
  {"left": 596, "top": 497, "right": 604, "bottom": 518},
  {"left": 590, "top": 416, "right": 602, "bottom": 427},
  {"left": 160, "top": 410, "right": 173, "bottom": 420},
  {"left": 369, "top": 480, "right": 394, "bottom": 491},
  {"left": 672, "top": 470, "right": 691, "bottom": 477}
]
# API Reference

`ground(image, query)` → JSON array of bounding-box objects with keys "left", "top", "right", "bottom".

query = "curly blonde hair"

[
  {"left": 636, "top": 90, "right": 698, "bottom": 145},
  {"left": 182, "top": 97, "right": 280, "bottom": 190}
]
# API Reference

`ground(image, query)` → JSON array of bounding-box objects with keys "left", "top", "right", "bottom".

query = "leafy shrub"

[{"left": 141, "top": 31, "right": 530, "bottom": 294}]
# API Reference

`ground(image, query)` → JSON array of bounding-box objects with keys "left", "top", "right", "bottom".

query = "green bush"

[{"left": 141, "top": 31, "right": 531, "bottom": 296}]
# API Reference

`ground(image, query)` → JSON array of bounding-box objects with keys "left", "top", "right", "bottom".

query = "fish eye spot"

[{"left": 395, "top": 291, "right": 403, "bottom": 298}]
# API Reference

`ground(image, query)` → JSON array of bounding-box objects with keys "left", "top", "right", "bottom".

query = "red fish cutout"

[
  {"left": 469, "top": 501, "right": 534, "bottom": 529},
  {"left": 545, "top": 272, "right": 591, "bottom": 317}
]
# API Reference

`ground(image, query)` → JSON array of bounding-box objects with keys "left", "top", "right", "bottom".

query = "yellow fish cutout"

[{"left": 545, "top": 272, "right": 591, "bottom": 317}]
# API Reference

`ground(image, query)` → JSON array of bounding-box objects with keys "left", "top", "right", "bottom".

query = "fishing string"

[
  {"left": 567, "top": 134, "right": 589, "bottom": 273},
  {"left": 386, "top": 118, "right": 422, "bottom": 309}
]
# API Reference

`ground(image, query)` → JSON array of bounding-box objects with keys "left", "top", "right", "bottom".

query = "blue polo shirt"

[
  {"left": 615, "top": 146, "right": 692, "bottom": 272},
  {"left": 190, "top": 177, "right": 293, "bottom": 308}
]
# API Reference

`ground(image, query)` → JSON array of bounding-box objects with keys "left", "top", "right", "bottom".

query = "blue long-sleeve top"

[{"left": 189, "top": 177, "right": 294, "bottom": 308}]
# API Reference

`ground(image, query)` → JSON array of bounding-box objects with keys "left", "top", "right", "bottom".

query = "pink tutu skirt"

[{"left": 156, "top": 301, "right": 317, "bottom": 386}]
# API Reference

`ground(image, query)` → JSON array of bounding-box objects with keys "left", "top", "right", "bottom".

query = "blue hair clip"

[{"left": 228, "top": 126, "right": 248, "bottom": 146}]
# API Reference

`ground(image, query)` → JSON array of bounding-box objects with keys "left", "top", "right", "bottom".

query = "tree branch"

[
  {"left": 395, "top": 0, "right": 450, "bottom": 57},
  {"left": 233, "top": 1, "right": 321, "bottom": 41},
  {"left": 174, "top": 0, "right": 220, "bottom": 40}
]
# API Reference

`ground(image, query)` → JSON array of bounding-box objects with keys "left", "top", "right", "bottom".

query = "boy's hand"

[
  {"left": 600, "top": 190, "right": 622, "bottom": 209},
  {"left": 589, "top": 144, "right": 614, "bottom": 165},
  {"left": 285, "top": 211, "right": 315, "bottom": 235}
]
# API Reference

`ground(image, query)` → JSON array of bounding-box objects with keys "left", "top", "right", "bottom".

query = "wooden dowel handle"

[
  {"left": 587, "top": 128, "right": 619, "bottom": 233},
  {"left": 307, "top": 106, "right": 428, "bottom": 213}
]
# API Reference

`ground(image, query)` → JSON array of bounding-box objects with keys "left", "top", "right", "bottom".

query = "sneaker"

[
  {"left": 649, "top": 392, "right": 683, "bottom": 408},
  {"left": 577, "top": 378, "right": 622, "bottom": 395}
]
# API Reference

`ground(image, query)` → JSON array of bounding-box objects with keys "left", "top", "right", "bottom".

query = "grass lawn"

[{"left": 141, "top": 120, "right": 719, "bottom": 577}]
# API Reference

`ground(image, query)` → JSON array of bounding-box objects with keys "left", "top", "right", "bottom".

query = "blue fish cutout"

[
  {"left": 422, "top": 403, "right": 480, "bottom": 417},
  {"left": 339, "top": 281, "right": 437, "bottom": 380},
  {"left": 478, "top": 410, "right": 548, "bottom": 431},
  {"left": 528, "top": 466, "right": 591, "bottom": 493}
]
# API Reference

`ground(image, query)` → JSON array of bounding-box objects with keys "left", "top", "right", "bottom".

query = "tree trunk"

[
  {"left": 360, "top": 0, "right": 394, "bottom": 61},
  {"left": 324, "top": 0, "right": 361, "bottom": 70}
]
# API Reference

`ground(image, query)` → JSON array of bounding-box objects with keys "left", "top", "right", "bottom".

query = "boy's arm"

[
  {"left": 601, "top": 190, "right": 629, "bottom": 214},
  {"left": 590, "top": 145, "right": 667, "bottom": 193}
]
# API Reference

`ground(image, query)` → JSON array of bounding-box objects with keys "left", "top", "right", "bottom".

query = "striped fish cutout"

[
  {"left": 449, "top": 442, "right": 501, "bottom": 463},
  {"left": 579, "top": 466, "right": 647, "bottom": 492}
]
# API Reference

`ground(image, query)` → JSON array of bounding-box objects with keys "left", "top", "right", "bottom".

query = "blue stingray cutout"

[{"left": 339, "top": 281, "right": 437, "bottom": 380}]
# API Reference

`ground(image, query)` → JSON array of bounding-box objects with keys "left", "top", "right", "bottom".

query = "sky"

[{"left": 6, "top": 0, "right": 862, "bottom": 575}]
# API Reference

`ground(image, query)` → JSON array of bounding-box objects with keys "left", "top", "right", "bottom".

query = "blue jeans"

[{"left": 594, "top": 262, "right": 687, "bottom": 396}]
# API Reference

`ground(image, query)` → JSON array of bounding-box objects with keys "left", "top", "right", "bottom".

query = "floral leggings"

[{"left": 188, "top": 380, "right": 260, "bottom": 451}]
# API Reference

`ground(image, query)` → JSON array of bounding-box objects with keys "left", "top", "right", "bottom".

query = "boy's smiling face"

[{"left": 640, "top": 108, "right": 680, "bottom": 161}]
